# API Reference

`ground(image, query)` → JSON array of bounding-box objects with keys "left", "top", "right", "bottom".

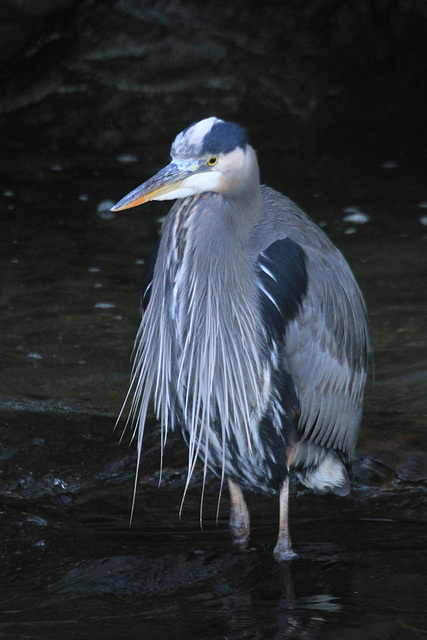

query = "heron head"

[{"left": 111, "top": 117, "right": 259, "bottom": 212}]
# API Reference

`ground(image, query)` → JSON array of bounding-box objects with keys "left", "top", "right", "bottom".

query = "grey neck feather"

[{"left": 128, "top": 184, "right": 272, "bottom": 490}]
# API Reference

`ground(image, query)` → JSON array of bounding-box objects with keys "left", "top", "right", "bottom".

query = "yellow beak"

[{"left": 111, "top": 162, "right": 196, "bottom": 212}]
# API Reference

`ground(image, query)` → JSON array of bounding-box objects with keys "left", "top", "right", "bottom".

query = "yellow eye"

[{"left": 207, "top": 156, "right": 218, "bottom": 166}]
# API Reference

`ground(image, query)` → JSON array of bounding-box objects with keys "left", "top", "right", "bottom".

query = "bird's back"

[{"left": 253, "top": 186, "right": 369, "bottom": 490}]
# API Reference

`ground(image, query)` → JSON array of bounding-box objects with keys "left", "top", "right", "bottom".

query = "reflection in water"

[{"left": 1, "top": 496, "right": 425, "bottom": 640}]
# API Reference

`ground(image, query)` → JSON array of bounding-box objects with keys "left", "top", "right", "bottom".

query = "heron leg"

[
  {"left": 273, "top": 477, "right": 297, "bottom": 561},
  {"left": 228, "top": 478, "right": 250, "bottom": 551}
]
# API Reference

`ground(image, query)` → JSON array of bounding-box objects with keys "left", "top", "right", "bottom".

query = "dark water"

[
  {"left": 0, "top": 89, "right": 426, "bottom": 638},
  {"left": 1, "top": 410, "right": 426, "bottom": 639},
  {"left": 0, "top": 412, "right": 426, "bottom": 640}
]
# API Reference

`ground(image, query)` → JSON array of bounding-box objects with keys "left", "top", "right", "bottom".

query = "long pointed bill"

[{"left": 111, "top": 162, "right": 197, "bottom": 212}]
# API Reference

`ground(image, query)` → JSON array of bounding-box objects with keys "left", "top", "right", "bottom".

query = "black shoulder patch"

[
  {"left": 256, "top": 237, "right": 308, "bottom": 342},
  {"left": 200, "top": 121, "right": 248, "bottom": 155}
]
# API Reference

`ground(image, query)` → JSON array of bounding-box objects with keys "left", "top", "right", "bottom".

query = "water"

[
  {"left": 0, "top": 87, "right": 426, "bottom": 638},
  {"left": 1, "top": 421, "right": 425, "bottom": 639}
]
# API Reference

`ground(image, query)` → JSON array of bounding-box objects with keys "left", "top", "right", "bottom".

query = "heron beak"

[{"left": 111, "top": 162, "right": 197, "bottom": 212}]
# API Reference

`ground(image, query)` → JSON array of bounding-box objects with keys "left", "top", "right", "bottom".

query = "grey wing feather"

[
  {"left": 289, "top": 245, "right": 369, "bottom": 456},
  {"left": 258, "top": 187, "right": 370, "bottom": 457}
]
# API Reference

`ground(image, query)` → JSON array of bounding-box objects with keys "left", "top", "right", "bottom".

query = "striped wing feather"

[{"left": 258, "top": 188, "right": 369, "bottom": 458}]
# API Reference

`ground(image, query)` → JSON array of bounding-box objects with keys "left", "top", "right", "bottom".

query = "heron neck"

[
  {"left": 227, "top": 145, "right": 263, "bottom": 233},
  {"left": 160, "top": 190, "right": 264, "bottom": 339}
]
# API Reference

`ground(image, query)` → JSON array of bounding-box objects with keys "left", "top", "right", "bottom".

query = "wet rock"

[
  {"left": 1, "top": 0, "right": 426, "bottom": 133},
  {"left": 357, "top": 414, "right": 427, "bottom": 483},
  {"left": 0, "top": 410, "right": 135, "bottom": 502},
  {"left": 55, "top": 551, "right": 232, "bottom": 596}
]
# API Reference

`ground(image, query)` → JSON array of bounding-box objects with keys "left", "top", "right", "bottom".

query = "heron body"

[{"left": 112, "top": 117, "right": 369, "bottom": 560}]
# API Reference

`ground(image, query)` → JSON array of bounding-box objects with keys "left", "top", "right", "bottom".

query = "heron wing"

[
  {"left": 284, "top": 243, "right": 369, "bottom": 457},
  {"left": 256, "top": 214, "right": 368, "bottom": 458}
]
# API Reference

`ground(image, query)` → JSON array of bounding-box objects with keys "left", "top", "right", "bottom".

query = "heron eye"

[{"left": 207, "top": 156, "right": 218, "bottom": 166}]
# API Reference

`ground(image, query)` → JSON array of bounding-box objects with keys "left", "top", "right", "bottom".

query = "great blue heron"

[{"left": 112, "top": 116, "right": 369, "bottom": 560}]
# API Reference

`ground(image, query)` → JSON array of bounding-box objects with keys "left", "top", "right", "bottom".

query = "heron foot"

[
  {"left": 273, "top": 477, "right": 297, "bottom": 561},
  {"left": 273, "top": 539, "right": 297, "bottom": 562},
  {"left": 229, "top": 508, "right": 250, "bottom": 550},
  {"left": 231, "top": 536, "right": 250, "bottom": 552},
  {"left": 228, "top": 478, "right": 250, "bottom": 551}
]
